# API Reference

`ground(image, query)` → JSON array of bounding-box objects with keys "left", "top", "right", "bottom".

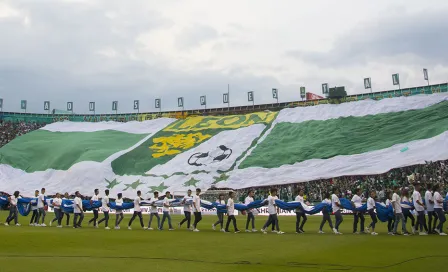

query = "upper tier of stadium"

[{"left": 1, "top": 83, "right": 447, "bottom": 123}]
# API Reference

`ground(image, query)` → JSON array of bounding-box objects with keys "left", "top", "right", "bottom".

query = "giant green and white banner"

[{"left": 1, "top": 94, "right": 447, "bottom": 197}]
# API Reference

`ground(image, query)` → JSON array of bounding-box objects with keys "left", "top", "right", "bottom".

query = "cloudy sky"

[{"left": 1, "top": 0, "right": 448, "bottom": 113}]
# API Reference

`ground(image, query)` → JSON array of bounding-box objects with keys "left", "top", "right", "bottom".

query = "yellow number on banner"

[{"left": 149, "top": 133, "right": 212, "bottom": 158}]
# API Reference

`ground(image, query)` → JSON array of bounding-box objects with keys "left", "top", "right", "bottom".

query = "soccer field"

[{"left": 0, "top": 213, "right": 447, "bottom": 272}]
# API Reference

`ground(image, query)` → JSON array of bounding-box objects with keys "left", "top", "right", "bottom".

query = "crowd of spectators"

[
  {"left": 0, "top": 121, "right": 45, "bottom": 147},
  {"left": 235, "top": 160, "right": 448, "bottom": 204}
]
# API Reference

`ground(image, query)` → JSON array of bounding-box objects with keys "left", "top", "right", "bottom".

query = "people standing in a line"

[
  {"left": 401, "top": 189, "right": 416, "bottom": 234},
  {"left": 50, "top": 193, "right": 63, "bottom": 227},
  {"left": 385, "top": 191, "right": 395, "bottom": 235},
  {"left": 5, "top": 191, "right": 20, "bottom": 226},
  {"left": 62, "top": 192, "right": 71, "bottom": 227},
  {"left": 114, "top": 193, "right": 124, "bottom": 230},
  {"left": 128, "top": 190, "right": 146, "bottom": 230},
  {"left": 212, "top": 194, "right": 226, "bottom": 232},
  {"left": 351, "top": 188, "right": 365, "bottom": 234},
  {"left": 261, "top": 188, "right": 284, "bottom": 234},
  {"left": 244, "top": 190, "right": 257, "bottom": 232},
  {"left": 192, "top": 188, "right": 202, "bottom": 232},
  {"left": 35, "top": 188, "right": 46, "bottom": 227},
  {"left": 179, "top": 189, "right": 192, "bottom": 230},
  {"left": 366, "top": 190, "right": 378, "bottom": 235},
  {"left": 225, "top": 191, "right": 240, "bottom": 233},
  {"left": 97, "top": 189, "right": 110, "bottom": 230},
  {"left": 432, "top": 184, "right": 447, "bottom": 236},
  {"left": 160, "top": 191, "right": 174, "bottom": 231},
  {"left": 392, "top": 186, "right": 409, "bottom": 236},
  {"left": 295, "top": 189, "right": 307, "bottom": 233},
  {"left": 73, "top": 191, "right": 84, "bottom": 228},
  {"left": 318, "top": 192, "right": 334, "bottom": 234},
  {"left": 30, "top": 190, "right": 39, "bottom": 226},
  {"left": 331, "top": 188, "right": 343, "bottom": 234},
  {"left": 412, "top": 183, "right": 428, "bottom": 236},
  {"left": 88, "top": 189, "right": 100, "bottom": 228},
  {"left": 147, "top": 191, "right": 160, "bottom": 230},
  {"left": 424, "top": 184, "right": 437, "bottom": 234}
]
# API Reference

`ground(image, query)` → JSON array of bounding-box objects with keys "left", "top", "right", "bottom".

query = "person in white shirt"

[
  {"left": 73, "top": 191, "right": 84, "bottom": 228},
  {"left": 35, "top": 188, "right": 47, "bottom": 227},
  {"left": 88, "top": 189, "right": 100, "bottom": 227},
  {"left": 224, "top": 191, "right": 240, "bottom": 233},
  {"left": 30, "top": 190, "right": 39, "bottom": 226},
  {"left": 114, "top": 193, "right": 124, "bottom": 229},
  {"left": 392, "top": 186, "right": 409, "bottom": 235},
  {"left": 159, "top": 191, "right": 174, "bottom": 230},
  {"left": 412, "top": 183, "right": 427, "bottom": 235},
  {"left": 97, "top": 189, "right": 111, "bottom": 230},
  {"left": 62, "top": 192, "right": 71, "bottom": 227},
  {"left": 385, "top": 191, "right": 395, "bottom": 234},
  {"left": 424, "top": 184, "right": 437, "bottom": 234},
  {"left": 192, "top": 188, "right": 202, "bottom": 232},
  {"left": 319, "top": 192, "right": 334, "bottom": 234},
  {"left": 261, "top": 188, "right": 284, "bottom": 234},
  {"left": 366, "top": 190, "right": 378, "bottom": 235},
  {"left": 401, "top": 189, "right": 416, "bottom": 234},
  {"left": 50, "top": 193, "right": 63, "bottom": 227},
  {"left": 128, "top": 190, "right": 146, "bottom": 230},
  {"left": 179, "top": 189, "right": 192, "bottom": 230},
  {"left": 432, "top": 184, "right": 447, "bottom": 235},
  {"left": 244, "top": 190, "right": 257, "bottom": 232},
  {"left": 212, "top": 194, "right": 226, "bottom": 232},
  {"left": 331, "top": 188, "right": 343, "bottom": 234},
  {"left": 5, "top": 191, "right": 20, "bottom": 226},
  {"left": 351, "top": 188, "right": 365, "bottom": 234},
  {"left": 147, "top": 191, "right": 160, "bottom": 230},
  {"left": 295, "top": 189, "right": 307, "bottom": 233}
]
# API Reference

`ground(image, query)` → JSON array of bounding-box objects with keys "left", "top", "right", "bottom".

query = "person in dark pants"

[
  {"left": 147, "top": 191, "right": 160, "bottom": 230},
  {"left": 385, "top": 191, "right": 395, "bottom": 235},
  {"left": 351, "top": 188, "right": 365, "bottom": 234},
  {"left": 332, "top": 187, "right": 343, "bottom": 234},
  {"left": 424, "top": 184, "right": 437, "bottom": 234},
  {"left": 225, "top": 191, "right": 240, "bottom": 233},
  {"left": 73, "top": 191, "right": 84, "bottom": 228},
  {"left": 114, "top": 193, "right": 124, "bottom": 229},
  {"left": 50, "top": 193, "right": 63, "bottom": 227},
  {"left": 97, "top": 189, "right": 111, "bottom": 230},
  {"left": 5, "top": 191, "right": 20, "bottom": 226},
  {"left": 128, "top": 190, "right": 146, "bottom": 230},
  {"left": 244, "top": 190, "right": 256, "bottom": 232},
  {"left": 160, "top": 191, "right": 174, "bottom": 230},
  {"left": 401, "top": 189, "right": 416, "bottom": 234},
  {"left": 192, "top": 188, "right": 202, "bottom": 232},
  {"left": 319, "top": 192, "right": 334, "bottom": 233},
  {"left": 179, "top": 190, "right": 192, "bottom": 230},
  {"left": 432, "top": 184, "right": 447, "bottom": 236},
  {"left": 261, "top": 188, "right": 284, "bottom": 234},
  {"left": 295, "top": 189, "right": 307, "bottom": 233},
  {"left": 88, "top": 189, "right": 100, "bottom": 228},
  {"left": 366, "top": 190, "right": 378, "bottom": 235},
  {"left": 35, "top": 188, "right": 46, "bottom": 227},
  {"left": 412, "top": 183, "right": 428, "bottom": 235},
  {"left": 212, "top": 194, "right": 226, "bottom": 232},
  {"left": 30, "top": 190, "right": 39, "bottom": 226},
  {"left": 62, "top": 192, "right": 71, "bottom": 227}
]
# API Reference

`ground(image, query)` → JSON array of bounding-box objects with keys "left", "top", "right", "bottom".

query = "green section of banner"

[
  {"left": 0, "top": 130, "right": 147, "bottom": 172},
  {"left": 239, "top": 101, "right": 448, "bottom": 169},
  {"left": 111, "top": 112, "right": 277, "bottom": 175}
]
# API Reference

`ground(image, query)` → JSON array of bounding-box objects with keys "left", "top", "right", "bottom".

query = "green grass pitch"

[{"left": 0, "top": 212, "right": 447, "bottom": 272}]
